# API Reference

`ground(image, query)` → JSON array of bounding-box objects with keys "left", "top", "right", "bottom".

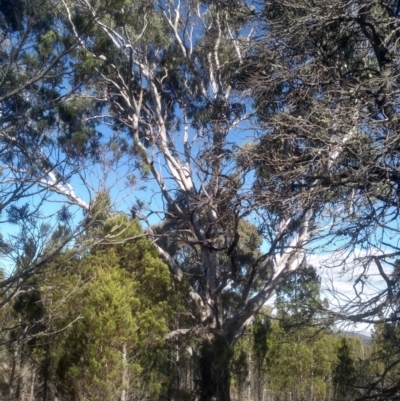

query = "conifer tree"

[
  {"left": 0, "top": 216, "right": 175, "bottom": 401},
  {"left": 333, "top": 338, "right": 357, "bottom": 401},
  {"left": 50, "top": 216, "right": 173, "bottom": 401}
]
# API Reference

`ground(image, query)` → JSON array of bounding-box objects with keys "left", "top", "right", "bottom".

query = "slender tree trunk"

[
  {"left": 310, "top": 346, "right": 314, "bottom": 401},
  {"left": 8, "top": 341, "right": 20, "bottom": 400},
  {"left": 199, "top": 337, "right": 232, "bottom": 401},
  {"left": 248, "top": 354, "right": 252, "bottom": 401},
  {"left": 8, "top": 338, "right": 25, "bottom": 401},
  {"left": 120, "top": 343, "right": 128, "bottom": 401},
  {"left": 29, "top": 369, "right": 35, "bottom": 401},
  {"left": 42, "top": 347, "right": 49, "bottom": 401}
]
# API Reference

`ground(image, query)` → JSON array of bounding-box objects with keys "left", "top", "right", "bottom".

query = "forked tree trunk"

[{"left": 198, "top": 337, "right": 233, "bottom": 401}]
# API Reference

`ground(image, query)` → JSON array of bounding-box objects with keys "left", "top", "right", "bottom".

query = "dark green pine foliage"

[
  {"left": 52, "top": 216, "right": 173, "bottom": 401},
  {"left": 333, "top": 338, "right": 357, "bottom": 401},
  {"left": 0, "top": 216, "right": 175, "bottom": 401},
  {"left": 252, "top": 315, "right": 271, "bottom": 401}
]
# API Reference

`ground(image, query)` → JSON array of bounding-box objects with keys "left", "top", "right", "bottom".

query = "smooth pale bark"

[
  {"left": 120, "top": 343, "right": 128, "bottom": 401},
  {"left": 59, "top": 2, "right": 360, "bottom": 400}
]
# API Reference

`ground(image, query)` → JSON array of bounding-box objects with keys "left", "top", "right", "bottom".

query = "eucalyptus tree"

[
  {"left": 0, "top": 9, "right": 138, "bottom": 399},
  {"left": 248, "top": 0, "right": 400, "bottom": 326},
  {"left": 4, "top": 0, "right": 398, "bottom": 399},
  {"left": 57, "top": 1, "right": 351, "bottom": 400},
  {"left": 0, "top": 0, "right": 76, "bottom": 297},
  {"left": 347, "top": 263, "right": 400, "bottom": 401},
  {"left": 0, "top": 0, "right": 138, "bottom": 305}
]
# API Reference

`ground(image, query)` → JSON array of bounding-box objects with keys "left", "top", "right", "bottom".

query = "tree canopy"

[{"left": 1, "top": 0, "right": 400, "bottom": 400}]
